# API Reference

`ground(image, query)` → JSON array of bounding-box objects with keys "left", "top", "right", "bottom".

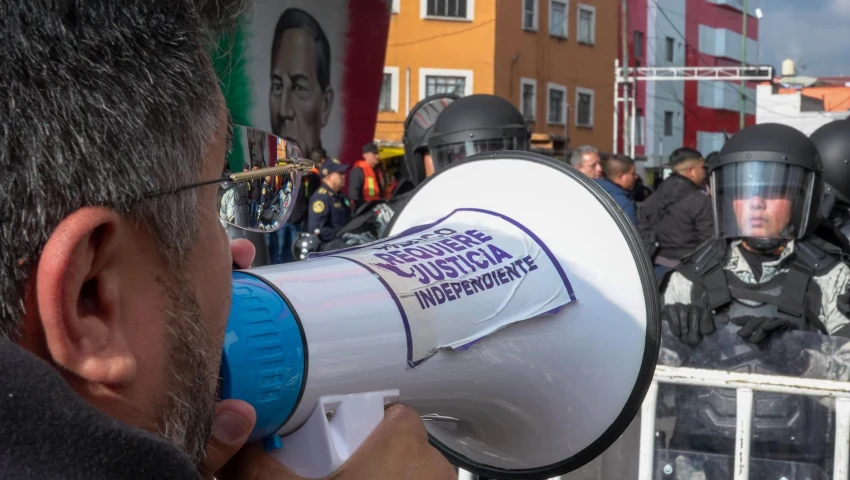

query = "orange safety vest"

[
  {"left": 353, "top": 160, "right": 390, "bottom": 202},
  {"left": 303, "top": 166, "right": 320, "bottom": 199}
]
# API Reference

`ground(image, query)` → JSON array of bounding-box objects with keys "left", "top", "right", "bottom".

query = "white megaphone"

[{"left": 220, "top": 152, "right": 660, "bottom": 479}]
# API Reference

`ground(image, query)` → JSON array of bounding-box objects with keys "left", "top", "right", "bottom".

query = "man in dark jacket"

[
  {"left": 0, "top": 1, "right": 455, "bottom": 479},
  {"left": 638, "top": 147, "right": 712, "bottom": 277},
  {"left": 597, "top": 155, "right": 638, "bottom": 226}
]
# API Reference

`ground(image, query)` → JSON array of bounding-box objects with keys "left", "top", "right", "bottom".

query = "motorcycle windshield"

[{"left": 655, "top": 326, "right": 850, "bottom": 476}]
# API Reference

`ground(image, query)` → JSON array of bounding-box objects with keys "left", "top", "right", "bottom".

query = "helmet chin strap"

[{"left": 743, "top": 237, "right": 787, "bottom": 254}]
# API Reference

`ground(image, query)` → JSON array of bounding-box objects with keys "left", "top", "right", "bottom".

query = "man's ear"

[
  {"left": 33, "top": 207, "right": 136, "bottom": 386},
  {"left": 321, "top": 86, "right": 335, "bottom": 127}
]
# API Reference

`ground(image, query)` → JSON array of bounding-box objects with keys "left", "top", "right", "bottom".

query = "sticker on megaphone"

[{"left": 309, "top": 208, "right": 576, "bottom": 366}]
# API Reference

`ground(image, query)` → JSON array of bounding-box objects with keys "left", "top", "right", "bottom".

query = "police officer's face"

[
  {"left": 269, "top": 28, "right": 334, "bottom": 159},
  {"left": 423, "top": 152, "right": 435, "bottom": 177},
  {"left": 326, "top": 171, "right": 344, "bottom": 191},
  {"left": 733, "top": 193, "right": 793, "bottom": 238}
]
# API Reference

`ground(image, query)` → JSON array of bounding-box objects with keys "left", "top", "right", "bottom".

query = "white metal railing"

[
  {"left": 455, "top": 364, "right": 850, "bottom": 480},
  {"left": 640, "top": 365, "right": 850, "bottom": 480},
  {"left": 456, "top": 471, "right": 560, "bottom": 480}
]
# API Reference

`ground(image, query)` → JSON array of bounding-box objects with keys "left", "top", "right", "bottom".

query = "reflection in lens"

[{"left": 217, "top": 125, "right": 312, "bottom": 233}]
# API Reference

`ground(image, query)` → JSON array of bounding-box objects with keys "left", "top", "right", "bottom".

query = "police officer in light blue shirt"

[{"left": 307, "top": 158, "right": 352, "bottom": 243}]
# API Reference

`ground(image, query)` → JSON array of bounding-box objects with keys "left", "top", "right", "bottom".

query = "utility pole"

[
  {"left": 621, "top": 0, "right": 630, "bottom": 155},
  {"left": 739, "top": 0, "right": 749, "bottom": 130}
]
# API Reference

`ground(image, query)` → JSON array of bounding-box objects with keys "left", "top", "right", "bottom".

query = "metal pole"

[
  {"left": 835, "top": 398, "right": 850, "bottom": 480},
  {"left": 456, "top": 469, "right": 474, "bottom": 480},
  {"left": 613, "top": 58, "right": 620, "bottom": 154},
  {"left": 637, "top": 381, "right": 659, "bottom": 480},
  {"left": 733, "top": 388, "right": 754, "bottom": 480},
  {"left": 739, "top": 0, "right": 749, "bottom": 130},
  {"left": 405, "top": 67, "right": 411, "bottom": 117},
  {"left": 621, "top": 0, "right": 630, "bottom": 155},
  {"left": 630, "top": 64, "right": 637, "bottom": 159}
]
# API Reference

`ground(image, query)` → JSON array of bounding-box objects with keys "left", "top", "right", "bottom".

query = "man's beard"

[{"left": 154, "top": 271, "right": 218, "bottom": 465}]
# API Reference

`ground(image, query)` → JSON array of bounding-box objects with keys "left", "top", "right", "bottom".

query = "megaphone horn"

[{"left": 221, "top": 152, "right": 661, "bottom": 479}]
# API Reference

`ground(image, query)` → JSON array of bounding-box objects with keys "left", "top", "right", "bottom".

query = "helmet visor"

[
  {"left": 431, "top": 137, "right": 528, "bottom": 171},
  {"left": 711, "top": 161, "right": 816, "bottom": 240}
]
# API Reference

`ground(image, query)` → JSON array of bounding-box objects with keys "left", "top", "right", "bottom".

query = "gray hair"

[
  {"left": 0, "top": 0, "right": 248, "bottom": 340},
  {"left": 569, "top": 145, "right": 600, "bottom": 167}
]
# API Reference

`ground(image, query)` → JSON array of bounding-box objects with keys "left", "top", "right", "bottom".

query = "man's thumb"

[{"left": 198, "top": 400, "right": 256, "bottom": 479}]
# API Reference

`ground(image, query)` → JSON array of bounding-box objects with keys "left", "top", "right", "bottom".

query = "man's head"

[
  {"left": 363, "top": 143, "right": 380, "bottom": 167},
  {"left": 570, "top": 145, "right": 602, "bottom": 179},
  {"left": 310, "top": 147, "right": 327, "bottom": 166},
  {"left": 269, "top": 8, "right": 334, "bottom": 158},
  {"left": 1, "top": 0, "right": 247, "bottom": 464},
  {"left": 670, "top": 147, "right": 706, "bottom": 187},
  {"left": 603, "top": 155, "right": 638, "bottom": 191},
  {"left": 321, "top": 158, "right": 348, "bottom": 192}
]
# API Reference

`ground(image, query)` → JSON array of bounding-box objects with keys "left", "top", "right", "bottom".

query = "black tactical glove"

[
  {"left": 662, "top": 303, "right": 716, "bottom": 347},
  {"left": 731, "top": 316, "right": 799, "bottom": 345}
]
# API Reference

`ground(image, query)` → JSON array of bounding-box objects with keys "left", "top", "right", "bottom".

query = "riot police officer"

[
  {"left": 662, "top": 122, "right": 850, "bottom": 342},
  {"left": 427, "top": 94, "right": 531, "bottom": 173},
  {"left": 393, "top": 93, "right": 459, "bottom": 195},
  {"left": 659, "top": 123, "right": 850, "bottom": 472},
  {"left": 810, "top": 119, "right": 850, "bottom": 241},
  {"left": 307, "top": 158, "right": 352, "bottom": 243}
]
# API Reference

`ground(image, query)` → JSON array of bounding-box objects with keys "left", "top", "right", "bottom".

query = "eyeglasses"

[{"left": 147, "top": 125, "right": 314, "bottom": 233}]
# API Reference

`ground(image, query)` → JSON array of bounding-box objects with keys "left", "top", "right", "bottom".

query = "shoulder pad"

[
  {"left": 678, "top": 239, "right": 727, "bottom": 271},
  {"left": 797, "top": 236, "right": 843, "bottom": 275},
  {"left": 317, "top": 187, "right": 327, "bottom": 194}
]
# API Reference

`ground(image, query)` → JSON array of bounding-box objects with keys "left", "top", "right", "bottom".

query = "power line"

[{"left": 388, "top": 19, "right": 495, "bottom": 47}]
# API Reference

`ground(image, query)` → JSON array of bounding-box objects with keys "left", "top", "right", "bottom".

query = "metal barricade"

[{"left": 639, "top": 365, "right": 850, "bottom": 480}]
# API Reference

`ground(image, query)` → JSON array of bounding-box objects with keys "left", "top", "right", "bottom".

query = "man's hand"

[
  {"left": 231, "top": 238, "right": 256, "bottom": 270},
  {"left": 732, "top": 316, "right": 799, "bottom": 344},
  {"left": 218, "top": 405, "right": 457, "bottom": 480},
  {"left": 198, "top": 238, "right": 259, "bottom": 478},
  {"left": 662, "top": 303, "right": 716, "bottom": 347}
]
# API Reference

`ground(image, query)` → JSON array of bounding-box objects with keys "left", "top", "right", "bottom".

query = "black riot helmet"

[
  {"left": 810, "top": 119, "right": 850, "bottom": 207},
  {"left": 708, "top": 123, "right": 824, "bottom": 252},
  {"left": 427, "top": 94, "right": 530, "bottom": 171},
  {"left": 401, "top": 93, "right": 459, "bottom": 186}
]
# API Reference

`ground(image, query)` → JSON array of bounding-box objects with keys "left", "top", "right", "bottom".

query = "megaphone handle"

[{"left": 267, "top": 390, "right": 400, "bottom": 479}]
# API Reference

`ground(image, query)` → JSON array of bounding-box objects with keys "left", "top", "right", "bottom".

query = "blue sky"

[{"left": 759, "top": 0, "right": 850, "bottom": 76}]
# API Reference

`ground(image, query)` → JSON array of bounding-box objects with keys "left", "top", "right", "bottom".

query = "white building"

[{"left": 756, "top": 84, "right": 849, "bottom": 135}]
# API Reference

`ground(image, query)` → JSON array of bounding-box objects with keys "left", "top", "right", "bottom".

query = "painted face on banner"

[{"left": 270, "top": 25, "right": 334, "bottom": 158}]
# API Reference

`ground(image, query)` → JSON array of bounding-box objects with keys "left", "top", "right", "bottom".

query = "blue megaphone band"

[{"left": 220, "top": 271, "right": 307, "bottom": 443}]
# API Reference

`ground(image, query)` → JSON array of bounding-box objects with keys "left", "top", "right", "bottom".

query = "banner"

[{"left": 212, "top": 0, "right": 392, "bottom": 170}]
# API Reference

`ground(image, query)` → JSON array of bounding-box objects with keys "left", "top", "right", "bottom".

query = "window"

[
  {"left": 577, "top": 4, "right": 596, "bottom": 45},
  {"left": 547, "top": 83, "right": 567, "bottom": 125},
  {"left": 665, "top": 36, "right": 675, "bottom": 62},
  {"left": 426, "top": 76, "right": 465, "bottom": 96},
  {"left": 634, "top": 31, "right": 644, "bottom": 58},
  {"left": 664, "top": 111, "right": 674, "bottom": 136},
  {"left": 418, "top": 68, "right": 473, "bottom": 100},
  {"left": 549, "top": 0, "right": 568, "bottom": 38},
  {"left": 521, "top": 78, "right": 537, "bottom": 121},
  {"left": 379, "top": 74, "right": 392, "bottom": 111},
  {"left": 423, "top": 0, "right": 472, "bottom": 20},
  {"left": 523, "top": 0, "right": 538, "bottom": 30},
  {"left": 392, "top": 0, "right": 400, "bottom": 13},
  {"left": 575, "top": 87, "right": 594, "bottom": 127},
  {"left": 636, "top": 108, "right": 645, "bottom": 146},
  {"left": 379, "top": 67, "right": 399, "bottom": 112}
]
